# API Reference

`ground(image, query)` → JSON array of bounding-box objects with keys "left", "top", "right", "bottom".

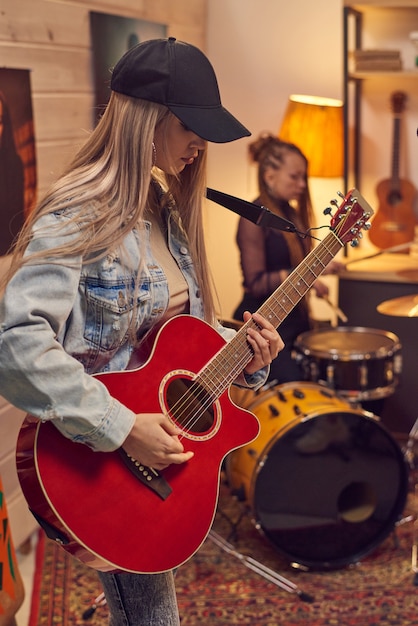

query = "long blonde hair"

[{"left": 3, "top": 92, "right": 217, "bottom": 323}]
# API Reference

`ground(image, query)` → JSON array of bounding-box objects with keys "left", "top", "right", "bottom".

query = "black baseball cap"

[{"left": 110, "top": 37, "right": 251, "bottom": 144}]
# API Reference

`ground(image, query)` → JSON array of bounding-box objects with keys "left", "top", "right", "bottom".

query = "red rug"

[{"left": 29, "top": 480, "right": 418, "bottom": 625}]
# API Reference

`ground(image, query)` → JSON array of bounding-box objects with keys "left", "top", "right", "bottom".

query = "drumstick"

[{"left": 321, "top": 295, "right": 348, "bottom": 323}]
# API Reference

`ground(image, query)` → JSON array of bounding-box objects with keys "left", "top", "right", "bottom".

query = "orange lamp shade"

[{"left": 279, "top": 94, "right": 344, "bottom": 178}]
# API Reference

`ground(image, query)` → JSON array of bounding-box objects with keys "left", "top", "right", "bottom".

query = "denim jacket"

[{"left": 0, "top": 206, "right": 268, "bottom": 452}]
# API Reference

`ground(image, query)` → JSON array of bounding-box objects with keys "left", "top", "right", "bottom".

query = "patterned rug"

[{"left": 29, "top": 478, "right": 418, "bottom": 626}]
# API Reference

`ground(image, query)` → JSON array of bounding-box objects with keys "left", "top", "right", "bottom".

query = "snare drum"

[
  {"left": 226, "top": 382, "right": 408, "bottom": 570},
  {"left": 293, "top": 326, "right": 402, "bottom": 401}
]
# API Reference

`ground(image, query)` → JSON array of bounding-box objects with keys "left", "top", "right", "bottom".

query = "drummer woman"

[{"left": 233, "top": 133, "right": 343, "bottom": 384}]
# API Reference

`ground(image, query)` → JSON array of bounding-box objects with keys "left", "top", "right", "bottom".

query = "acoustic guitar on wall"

[{"left": 369, "top": 91, "right": 417, "bottom": 250}]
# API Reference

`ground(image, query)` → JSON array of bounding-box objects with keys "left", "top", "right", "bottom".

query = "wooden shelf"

[
  {"left": 348, "top": 70, "right": 418, "bottom": 79},
  {"left": 345, "top": 1, "right": 418, "bottom": 8}
]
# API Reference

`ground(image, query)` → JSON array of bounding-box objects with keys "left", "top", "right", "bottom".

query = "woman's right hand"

[
  {"left": 122, "top": 413, "right": 194, "bottom": 470},
  {"left": 312, "top": 278, "right": 329, "bottom": 298}
]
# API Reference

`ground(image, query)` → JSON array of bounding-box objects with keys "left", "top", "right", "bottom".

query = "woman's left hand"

[{"left": 242, "top": 311, "right": 284, "bottom": 375}]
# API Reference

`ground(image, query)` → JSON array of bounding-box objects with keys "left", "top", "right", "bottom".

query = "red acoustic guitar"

[
  {"left": 369, "top": 91, "right": 417, "bottom": 249},
  {"left": 16, "top": 189, "right": 373, "bottom": 574}
]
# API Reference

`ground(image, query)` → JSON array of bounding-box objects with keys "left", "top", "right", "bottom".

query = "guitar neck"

[
  {"left": 389, "top": 91, "right": 407, "bottom": 191},
  {"left": 391, "top": 115, "right": 401, "bottom": 188},
  {"left": 257, "top": 230, "right": 342, "bottom": 328},
  {"left": 200, "top": 229, "right": 343, "bottom": 397}
]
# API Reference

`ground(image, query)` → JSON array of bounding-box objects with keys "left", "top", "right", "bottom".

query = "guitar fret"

[{"left": 200, "top": 334, "right": 251, "bottom": 396}]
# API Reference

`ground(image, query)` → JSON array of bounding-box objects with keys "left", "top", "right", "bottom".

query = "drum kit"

[{"left": 224, "top": 292, "right": 418, "bottom": 580}]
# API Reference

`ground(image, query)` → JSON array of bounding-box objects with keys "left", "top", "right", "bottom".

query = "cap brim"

[{"left": 169, "top": 105, "right": 251, "bottom": 143}]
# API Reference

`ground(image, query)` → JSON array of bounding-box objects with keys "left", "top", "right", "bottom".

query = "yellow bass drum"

[{"left": 227, "top": 381, "right": 408, "bottom": 570}]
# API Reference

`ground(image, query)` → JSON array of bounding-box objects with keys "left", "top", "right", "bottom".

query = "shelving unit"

[
  {"left": 343, "top": 2, "right": 418, "bottom": 196},
  {"left": 341, "top": 2, "right": 418, "bottom": 435}
]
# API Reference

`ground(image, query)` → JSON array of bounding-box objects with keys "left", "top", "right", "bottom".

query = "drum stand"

[
  {"left": 208, "top": 530, "right": 314, "bottom": 602},
  {"left": 213, "top": 492, "right": 315, "bottom": 601}
]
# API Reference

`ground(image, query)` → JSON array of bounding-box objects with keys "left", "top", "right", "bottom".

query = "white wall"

[{"left": 205, "top": 0, "right": 344, "bottom": 319}]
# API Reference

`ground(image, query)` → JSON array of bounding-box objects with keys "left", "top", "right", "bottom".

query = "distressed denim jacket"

[{"left": 0, "top": 206, "right": 267, "bottom": 452}]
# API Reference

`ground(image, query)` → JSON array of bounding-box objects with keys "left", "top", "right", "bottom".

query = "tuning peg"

[
  {"left": 350, "top": 238, "right": 360, "bottom": 248},
  {"left": 323, "top": 206, "right": 333, "bottom": 216},
  {"left": 364, "top": 222, "right": 372, "bottom": 231}
]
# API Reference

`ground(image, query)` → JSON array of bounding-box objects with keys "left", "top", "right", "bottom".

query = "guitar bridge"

[{"left": 118, "top": 450, "right": 173, "bottom": 500}]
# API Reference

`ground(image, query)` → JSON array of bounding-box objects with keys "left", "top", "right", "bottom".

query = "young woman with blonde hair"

[{"left": 0, "top": 39, "right": 282, "bottom": 625}]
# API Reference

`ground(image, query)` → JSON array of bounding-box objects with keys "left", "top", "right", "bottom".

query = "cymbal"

[{"left": 377, "top": 294, "right": 418, "bottom": 318}]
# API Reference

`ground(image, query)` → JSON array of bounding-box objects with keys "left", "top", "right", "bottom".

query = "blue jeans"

[{"left": 98, "top": 571, "right": 180, "bottom": 625}]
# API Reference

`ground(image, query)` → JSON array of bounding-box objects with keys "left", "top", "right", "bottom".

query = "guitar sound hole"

[
  {"left": 165, "top": 377, "right": 215, "bottom": 434},
  {"left": 387, "top": 190, "right": 402, "bottom": 205}
]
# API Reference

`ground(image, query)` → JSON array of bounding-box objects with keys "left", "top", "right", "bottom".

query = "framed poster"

[
  {"left": 0, "top": 68, "right": 36, "bottom": 256},
  {"left": 90, "top": 12, "right": 167, "bottom": 124}
]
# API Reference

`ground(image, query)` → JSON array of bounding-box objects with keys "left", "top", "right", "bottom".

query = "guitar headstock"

[
  {"left": 330, "top": 189, "right": 374, "bottom": 247},
  {"left": 391, "top": 91, "right": 407, "bottom": 115}
]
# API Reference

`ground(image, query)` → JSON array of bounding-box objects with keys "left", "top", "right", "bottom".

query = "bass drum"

[{"left": 227, "top": 382, "right": 408, "bottom": 570}]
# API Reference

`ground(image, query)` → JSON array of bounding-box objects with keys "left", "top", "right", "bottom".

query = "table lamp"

[{"left": 279, "top": 94, "right": 344, "bottom": 178}]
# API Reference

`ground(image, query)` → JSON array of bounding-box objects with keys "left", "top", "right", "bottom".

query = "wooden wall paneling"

[
  {"left": 33, "top": 93, "right": 94, "bottom": 192},
  {"left": 167, "top": 23, "right": 207, "bottom": 47},
  {"left": 35, "top": 141, "right": 83, "bottom": 194},
  {"left": 0, "top": 0, "right": 91, "bottom": 47},
  {"left": 0, "top": 46, "right": 92, "bottom": 92},
  {"left": 65, "top": 0, "right": 207, "bottom": 34},
  {"left": 33, "top": 94, "right": 95, "bottom": 142}
]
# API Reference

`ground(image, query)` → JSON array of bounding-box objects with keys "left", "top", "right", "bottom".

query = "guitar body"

[
  {"left": 16, "top": 315, "right": 260, "bottom": 574},
  {"left": 369, "top": 91, "right": 417, "bottom": 250},
  {"left": 369, "top": 177, "right": 416, "bottom": 249}
]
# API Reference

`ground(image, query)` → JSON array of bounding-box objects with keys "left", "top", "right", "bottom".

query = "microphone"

[{"left": 206, "top": 187, "right": 297, "bottom": 233}]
